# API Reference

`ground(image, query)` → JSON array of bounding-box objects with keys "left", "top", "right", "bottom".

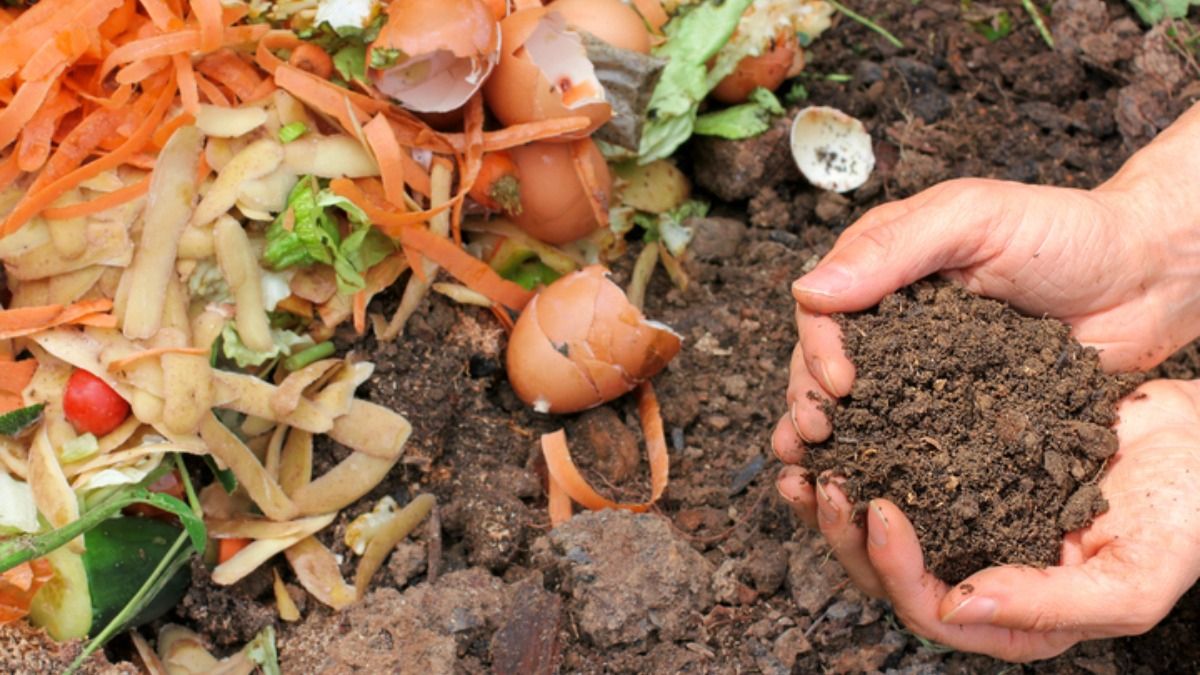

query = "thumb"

[
  {"left": 938, "top": 547, "right": 1175, "bottom": 635},
  {"left": 792, "top": 182, "right": 999, "bottom": 314}
]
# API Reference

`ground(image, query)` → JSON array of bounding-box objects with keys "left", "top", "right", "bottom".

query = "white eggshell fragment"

[{"left": 789, "top": 106, "right": 875, "bottom": 193}]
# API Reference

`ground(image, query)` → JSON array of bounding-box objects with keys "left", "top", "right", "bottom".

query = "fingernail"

[
  {"left": 867, "top": 501, "right": 888, "bottom": 547},
  {"left": 815, "top": 481, "right": 839, "bottom": 525},
  {"left": 777, "top": 480, "right": 800, "bottom": 504},
  {"left": 941, "top": 596, "right": 999, "bottom": 625},
  {"left": 812, "top": 358, "right": 837, "bottom": 396},
  {"left": 789, "top": 400, "right": 817, "bottom": 445},
  {"left": 776, "top": 468, "right": 806, "bottom": 503},
  {"left": 794, "top": 265, "right": 853, "bottom": 298}
]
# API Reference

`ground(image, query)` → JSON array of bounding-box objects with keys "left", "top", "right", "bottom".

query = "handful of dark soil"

[{"left": 806, "top": 280, "right": 1139, "bottom": 583}]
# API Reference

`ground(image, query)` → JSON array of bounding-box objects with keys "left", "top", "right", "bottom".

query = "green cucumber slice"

[
  {"left": 28, "top": 517, "right": 191, "bottom": 639},
  {"left": 83, "top": 517, "right": 191, "bottom": 631},
  {"left": 28, "top": 546, "right": 92, "bottom": 640}
]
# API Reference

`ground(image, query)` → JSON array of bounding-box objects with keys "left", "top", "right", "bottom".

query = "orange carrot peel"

[
  {"left": 541, "top": 381, "right": 669, "bottom": 525},
  {"left": 106, "top": 346, "right": 210, "bottom": 372},
  {"left": 0, "top": 559, "right": 54, "bottom": 625},
  {"left": 0, "top": 299, "right": 118, "bottom": 340},
  {"left": 0, "top": 359, "right": 38, "bottom": 414}
]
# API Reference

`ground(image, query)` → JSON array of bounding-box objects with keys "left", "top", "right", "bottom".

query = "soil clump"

[{"left": 807, "top": 280, "right": 1138, "bottom": 582}]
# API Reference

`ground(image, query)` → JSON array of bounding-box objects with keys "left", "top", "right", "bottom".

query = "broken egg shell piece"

[
  {"left": 369, "top": 0, "right": 501, "bottom": 114},
  {"left": 789, "top": 106, "right": 875, "bottom": 194},
  {"left": 506, "top": 266, "right": 681, "bottom": 414},
  {"left": 484, "top": 8, "right": 611, "bottom": 138}
]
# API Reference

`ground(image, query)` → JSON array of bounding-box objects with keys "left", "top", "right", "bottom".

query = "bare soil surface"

[
  {"left": 113, "top": 0, "right": 1200, "bottom": 672},
  {"left": 806, "top": 280, "right": 1137, "bottom": 583}
]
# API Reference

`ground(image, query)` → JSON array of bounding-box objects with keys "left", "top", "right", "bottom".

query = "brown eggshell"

[
  {"left": 546, "top": 0, "right": 652, "bottom": 54},
  {"left": 506, "top": 266, "right": 682, "bottom": 414},
  {"left": 507, "top": 139, "right": 611, "bottom": 245},
  {"left": 483, "top": 7, "right": 612, "bottom": 137},
  {"left": 373, "top": 0, "right": 497, "bottom": 58},
  {"left": 711, "top": 34, "right": 799, "bottom": 105},
  {"left": 507, "top": 298, "right": 600, "bottom": 413},
  {"left": 369, "top": 0, "right": 500, "bottom": 113}
]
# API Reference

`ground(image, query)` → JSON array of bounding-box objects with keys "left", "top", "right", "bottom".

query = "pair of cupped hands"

[{"left": 774, "top": 168, "right": 1200, "bottom": 661}]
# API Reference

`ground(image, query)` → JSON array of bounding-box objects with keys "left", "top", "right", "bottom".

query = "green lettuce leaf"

[
  {"left": 299, "top": 14, "right": 386, "bottom": 52},
  {"left": 333, "top": 44, "right": 368, "bottom": 83},
  {"left": 638, "top": 0, "right": 755, "bottom": 163},
  {"left": 299, "top": 14, "right": 387, "bottom": 84},
  {"left": 221, "top": 323, "right": 314, "bottom": 368},
  {"left": 694, "top": 87, "right": 785, "bottom": 139},
  {"left": 263, "top": 177, "right": 396, "bottom": 295},
  {"left": 638, "top": 199, "right": 708, "bottom": 256}
]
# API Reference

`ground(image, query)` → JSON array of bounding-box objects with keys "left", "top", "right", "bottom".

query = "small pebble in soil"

[{"left": 806, "top": 280, "right": 1139, "bottom": 583}]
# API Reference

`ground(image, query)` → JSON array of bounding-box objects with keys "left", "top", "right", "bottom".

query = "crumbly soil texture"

[
  {"left": 806, "top": 280, "right": 1136, "bottom": 583},
  {"left": 61, "top": 0, "right": 1200, "bottom": 673}
]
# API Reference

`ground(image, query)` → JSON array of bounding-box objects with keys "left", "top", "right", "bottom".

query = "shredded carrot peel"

[
  {"left": 0, "top": 0, "right": 274, "bottom": 236},
  {"left": 541, "top": 382, "right": 669, "bottom": 524},
  {"left": 107, "top": 346, "right": 210, "bottom": 372},
  {"left": 0, "top": 299, "right": 117, "bottom": 340},
  {"left": 0, "top": 359, "right": 38, "bottom": 414}
]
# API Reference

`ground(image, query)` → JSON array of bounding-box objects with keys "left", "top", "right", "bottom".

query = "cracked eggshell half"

[
  {"left": 368, "top": 0, "right": 501, "bottom": 114},
  {"left": 789, "top": 106, "right": 874, "bottom": 193},
  {"left": 483, "top": 7, "right": 612, "bottom": 138},
  {"left": 506, "top": 266, "right": 681, "bottom": 414}
]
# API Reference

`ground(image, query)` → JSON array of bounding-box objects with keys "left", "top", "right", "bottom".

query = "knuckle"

[
  {"left": 857, "top": 223, "right": 899, "bottom": 257},
  {"left": 1024, "top": 607, "right": 1064, "bottom": 633}
]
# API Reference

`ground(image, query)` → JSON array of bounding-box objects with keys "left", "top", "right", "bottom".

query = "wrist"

[
  {"left": 1090, "top": 103, "right": 1200, "bottom": 364},
  {"left": 1094, "top": 176, "right": 1200, "bottom": 366}
]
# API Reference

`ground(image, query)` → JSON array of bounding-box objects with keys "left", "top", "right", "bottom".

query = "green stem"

[
  {"left": 283, "top": 341, "right": 335, "bottom": 371},
  {"left": 65, "top": 532, "right": 192, "bottom": 675},
  {"left": 174, "top": 454, "right": 203, "bottom": 517},
  {"left": 826, "top": 0, "right": 905, "bottom": 49},
  {"left": 0, "top": 490, "right": 149, "bottom": 573},
  {"left": 1021, "top": 0, "right": 1055, "bottom": 49},
  {"left": 0, "top": 466, "right": 204, "bottom": 573}
]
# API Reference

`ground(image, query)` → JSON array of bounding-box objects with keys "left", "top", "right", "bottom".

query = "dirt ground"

[{"left": 38, "top": 0, "right": 1198, "bottom": 672}]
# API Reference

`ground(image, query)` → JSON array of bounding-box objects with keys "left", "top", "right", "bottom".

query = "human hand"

[
  {"left": 777, "top": 379, "right": 1200, "bottom": 661},
  {"left": 772, "top": 173, "right": 1200, "bottom": 472}
]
